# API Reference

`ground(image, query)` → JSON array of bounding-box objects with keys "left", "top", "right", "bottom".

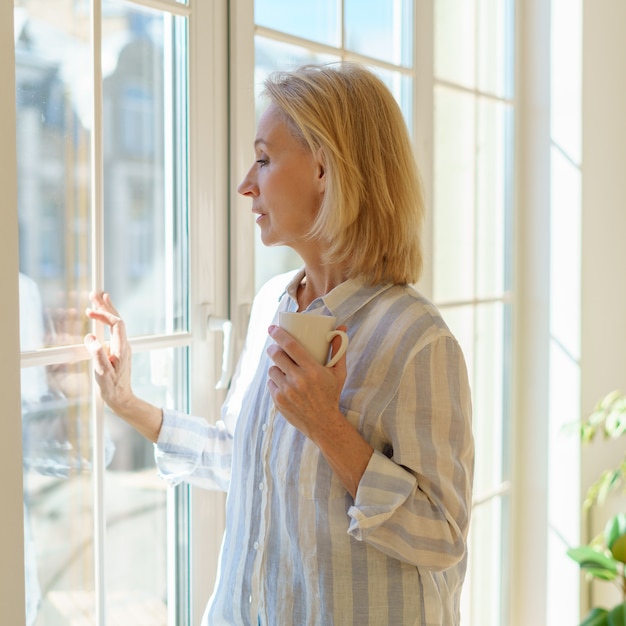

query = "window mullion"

[{"left": 89, "top": 2, "right": 107, "bottom": 624}]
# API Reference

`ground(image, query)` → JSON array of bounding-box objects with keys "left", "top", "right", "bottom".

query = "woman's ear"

[{"left": 315, "top": 148, "right": 326, "bottom": 193}]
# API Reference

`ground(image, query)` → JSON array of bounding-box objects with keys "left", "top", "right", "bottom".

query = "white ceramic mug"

[{"left": 278, "top": 312, "right": 349, "bottom": 367}]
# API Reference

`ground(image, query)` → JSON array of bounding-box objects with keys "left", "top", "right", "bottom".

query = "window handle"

[{"left": 208, "top": 316, "right": 234, "bottom": 389}]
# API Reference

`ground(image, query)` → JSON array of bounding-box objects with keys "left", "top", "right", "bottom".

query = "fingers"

[
  {"left": 86, "top": 307, "right": 120, "bottom": 327},
  {"left": 85, "top": 292, "right": 128, "bottom": 345},
  {"left": 84, "top": 334, "right": 113, "bottom": 376},
  {"left": 266, "top": 364, "right": 287, "bottom": 390},
  {"left": 267, "top": 325, "right": 312, "bottom": 368},
  {"left": 88, "top": 291, "right": 121, "bottom": 319},
  {"left": 266, "top": 341, "right": 298, "bottom": 372},
  {"left": 102, "top": 292, "right": 122, "bottom": 317}
]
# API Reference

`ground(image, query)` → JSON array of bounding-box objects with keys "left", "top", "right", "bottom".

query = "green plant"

[{"left": 567, "top": 390, "right": 626, "bottom": 625}]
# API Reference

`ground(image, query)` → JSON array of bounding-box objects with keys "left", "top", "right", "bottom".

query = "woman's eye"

[{"left": 256, "top": 158, "right": 268, "bottom": 167}]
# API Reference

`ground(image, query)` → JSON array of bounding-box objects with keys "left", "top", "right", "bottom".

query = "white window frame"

[
  {"left": 3, "top": 0, "right": 232, "bottom": 623},
  {"left": 188, "top": 0, "right": 231, "bottom": 621}
]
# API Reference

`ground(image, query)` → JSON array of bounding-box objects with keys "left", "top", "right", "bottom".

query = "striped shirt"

[{"left": 155, "top": 269, "right": 474, "bottom": 625}]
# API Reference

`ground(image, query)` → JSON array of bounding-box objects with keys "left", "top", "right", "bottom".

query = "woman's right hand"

[
  {"left": 84, "top": 292, "right": 134, "bottom": 415},
  {"left": 84, "top": 292, "right": 164, "bottom": 442}
]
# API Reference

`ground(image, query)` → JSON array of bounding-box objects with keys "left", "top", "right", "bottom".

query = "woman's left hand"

[
  {"left": 267, "top": 323, "right": 374, "bottom": 497},
  {"left": 266, "top": 324, "right": 348, "bottom": 442}
]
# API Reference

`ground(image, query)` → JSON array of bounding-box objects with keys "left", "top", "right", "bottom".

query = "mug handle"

[{"left": 325, "top": 330, "right": 349, "bottom": 367}]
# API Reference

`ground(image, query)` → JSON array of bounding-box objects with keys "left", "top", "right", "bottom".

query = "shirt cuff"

[
  {"left": 154, "top": 408, "right": 210, "bottom": 486},
  {"left": 347, "top": 449, "right": 417, "bottom": 541}
]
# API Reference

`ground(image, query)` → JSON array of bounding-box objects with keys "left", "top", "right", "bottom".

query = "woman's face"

[{"left": 238, "top": 105, "right": 325, "bottom": 254}]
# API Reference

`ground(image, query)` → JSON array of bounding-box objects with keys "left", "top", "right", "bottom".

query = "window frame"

[
  {"left": 5, "top": 0, "right": 231, "bottom": 623},
  {"left": 1, "top": 0, "right": 26, "bottom": 621}
]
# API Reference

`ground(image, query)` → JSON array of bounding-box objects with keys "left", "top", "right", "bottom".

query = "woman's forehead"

[
  {"left": 255, "top": 104, "right": 306, "bottom": 150},
  {"left": 255, "top": 105, "right": 285, "bottom": 141}
]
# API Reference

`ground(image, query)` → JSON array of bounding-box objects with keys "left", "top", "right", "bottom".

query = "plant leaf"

[
  {"left": 580, "top": 391, "right": 626, "bottom": 443},
  {"left": 567, "top": 546, "right": 618, "bottom": 580},
  {"left": 599, "top": 390, "right": 625, "bottom": 412},
  {"left": 584, "top": 461, "right": 626, "bottom": 509},
  {"left": 606, "top": 406, "right": 626, "bottom": 439},
  {"left": 605, "top": 514, "right": 626, "bottom": 563},
  {"left": 607, "top": 601, "right": 626, "bottom": 626},
  {"left": 581, "top": 606, "right": 609, "bottom": 626}
]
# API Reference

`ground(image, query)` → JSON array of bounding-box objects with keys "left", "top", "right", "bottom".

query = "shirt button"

[
  {"left": 253, "top": 541, "right": 259, "bottom": 550},
  {"left": 261, "top": 423, "right": 267, "bottom": 432},
  {"left": 259, "top": 482, "right": 264, "bottom": 491}
]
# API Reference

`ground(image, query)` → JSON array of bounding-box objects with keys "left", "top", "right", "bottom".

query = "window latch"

[{"left": 207, "top": 316, "right": 234, "bottom": 390}]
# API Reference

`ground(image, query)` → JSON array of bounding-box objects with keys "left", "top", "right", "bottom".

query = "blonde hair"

[{"left": 262, "top": 63, "right": 425, "bottom": 285}]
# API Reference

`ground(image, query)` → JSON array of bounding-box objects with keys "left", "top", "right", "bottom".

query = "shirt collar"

[{"left": 282, "top": 267, "right": 394, "bottom": 324}]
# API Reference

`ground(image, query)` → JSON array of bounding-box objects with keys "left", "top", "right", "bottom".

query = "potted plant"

[{"left": 567, "top": 390, "right": 626, "bottom": 625}]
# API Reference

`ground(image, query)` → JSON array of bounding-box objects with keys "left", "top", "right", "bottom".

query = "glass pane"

[
  {"left": 442, "top": 302, "right": 510, "bottom": 495},
  {"left": 20, "top": 334, "right": 188, "bottom": 623},
  {"left": 15, "top": 2, "right": 93, "bottom": 350},
  {"left": 102, "top": 1, "right": 188, "bottom": 337},
  {"left": 435, "top": 0, "right": 476, "bottom": 89},
  {"left": 436, "top": 0, "right": 513, "bottom": 98},
  {"left": 373, "top": 68, "right": 414, "bottom": 136},
  {"left": 473, "top": 301, "right": 508, "bottom": 490},
  {"left": 345, "top": 0, "right": 413, "bottom": 66},
  {"left": 448, "top": 303, "right": 511, "bottom": 625},
  {"left": 105, "top": 346, "right": 188, "bottom": 623},
  {"left": 253, "top": 37, "right": 339, "bottom": 292},
  {"left": 433, "top": 86, "right": 476, "bottom": 303},
  {"left": 255, "top": 0, "right": 340, "bottom": 47},
  {"left": 463, "top": 494, "right": 510, "bottom": 624},
  {"left": 254, "top": 36, "right": 339, "bottom": 96},
  {"left": 477, "top": 0, "right": 514, "bottom": 98},
  {"left": 475, "top": 98, "right": 513, "bottom": 298},
  {"left": 22, "top": 359, "right": 97, "bottom": 625}
]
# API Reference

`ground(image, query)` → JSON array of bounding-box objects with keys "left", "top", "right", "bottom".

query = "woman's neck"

[{"left": 297, "top": 264, "right": 348, "bottom": 311}]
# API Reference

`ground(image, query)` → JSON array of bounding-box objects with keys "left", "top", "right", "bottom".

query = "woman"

[{"left": 85, "top": 63, "right": 474, "bottom": 625}]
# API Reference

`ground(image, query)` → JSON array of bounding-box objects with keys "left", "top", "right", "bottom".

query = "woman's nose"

[{"left": 237, "top": 167, "right": 258, "bottom": 197}]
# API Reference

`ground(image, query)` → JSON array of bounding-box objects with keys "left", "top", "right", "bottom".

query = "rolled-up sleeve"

[
  {"left": 347, "top": 334, "right": 474, "bottom": 571},
  {"left": 155, "top": 409, "right": 233, "bottom": 491}
]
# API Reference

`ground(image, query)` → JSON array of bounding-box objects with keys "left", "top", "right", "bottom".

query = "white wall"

[
  {"left": 0, "top": 3, "right": 26, "bottom": 624},
  {"left": 581, "top": 0, "right": 626, "bottom": 613}
]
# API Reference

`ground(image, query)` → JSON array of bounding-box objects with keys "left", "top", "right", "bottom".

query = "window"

[
  {"left": 14, "top": 1, "right": 227, "bottom": 624},
  {"left": 433, "top": 1, "right": 515, "bottom": 623},
  {"left": 242, "top": 1, "right": 516, "bottom": 624}
]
